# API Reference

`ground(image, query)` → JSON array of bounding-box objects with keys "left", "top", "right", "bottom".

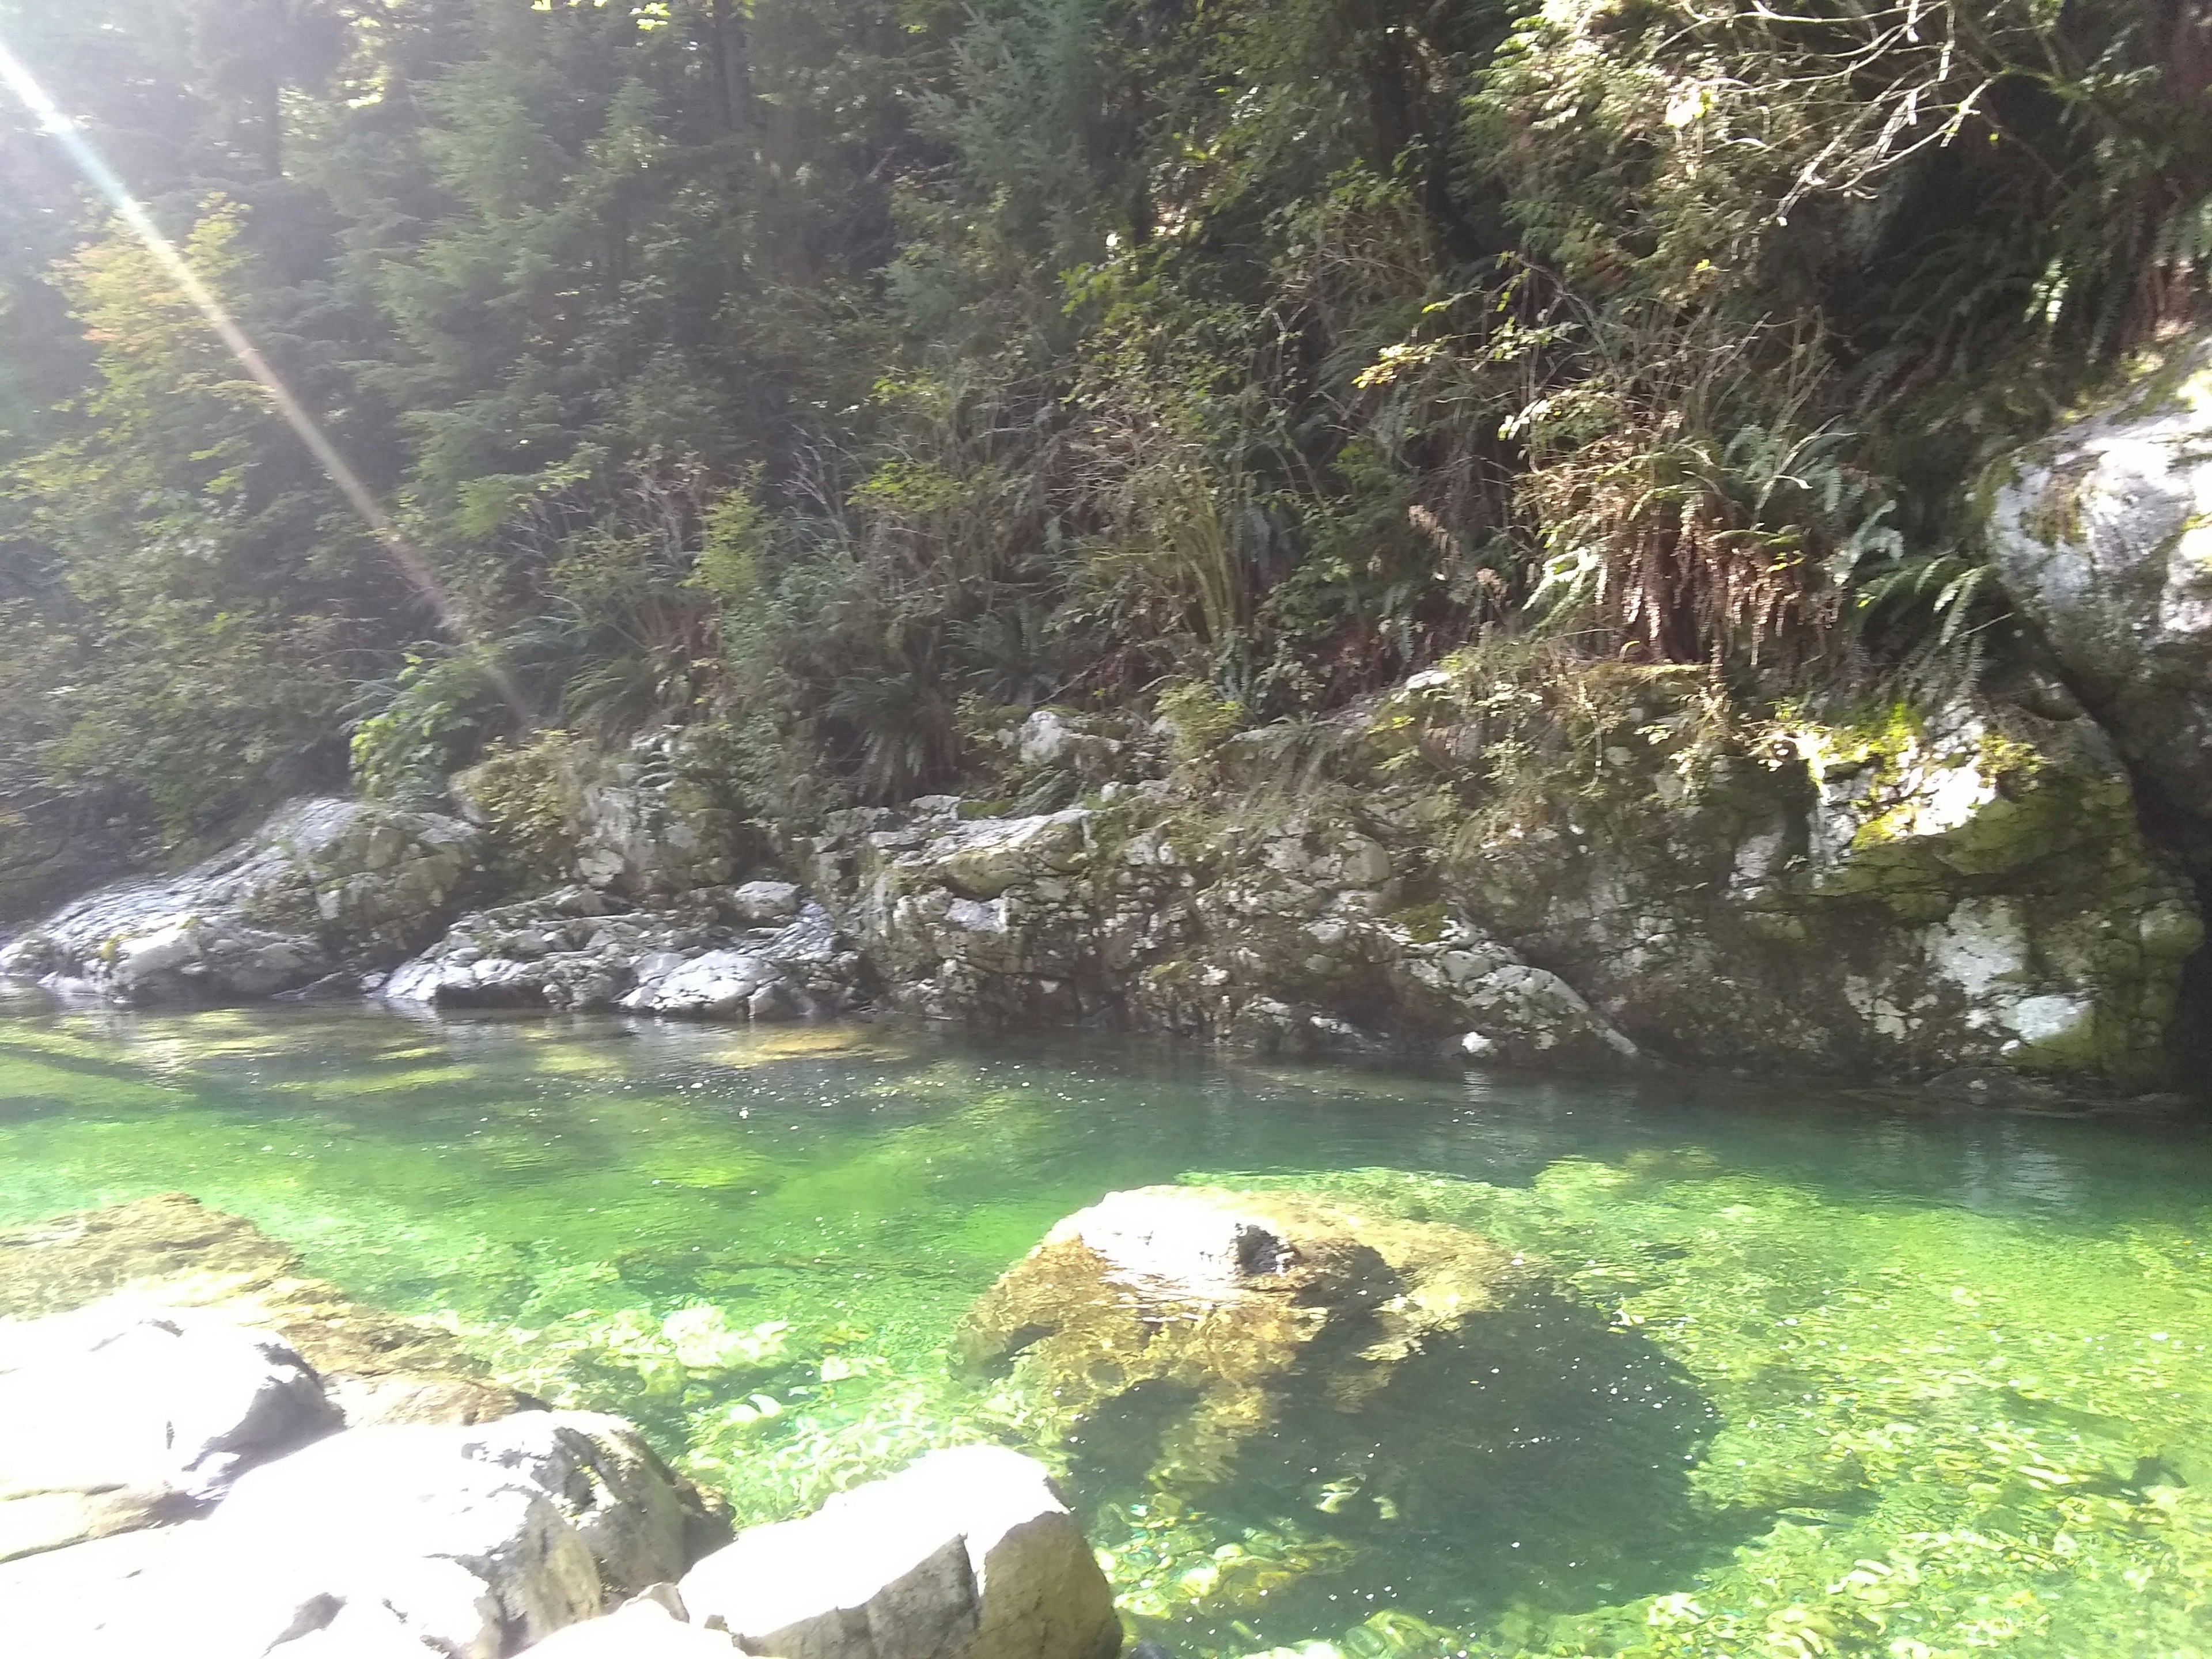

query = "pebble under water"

[{"left": 2, "top": 998, "right": 2210, "bottom": 1658}]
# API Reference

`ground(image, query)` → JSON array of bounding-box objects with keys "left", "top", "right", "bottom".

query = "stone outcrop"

[
  {"left": 0, "top": 796, "right": 480, "bottom": 1003},
  {"left": 793, "top": 673, "right": 2199, "bottom": 1082},
  {"left": 955, "top": 1186, "right": 1524, "bottom": 1490},
  {"left": 453, "top": 726, "right": 759, "bottom": 900},
  {"left": 1425, "top": 695, "right": 2202, "bottom": 1081},
  {"left": 808, "top": 798, "right": 1641, "bottom": 1065},
  {"left": 382, "top": 881, "right": 866, "bottom": 1019},
  {"left": 1986, "top": 331, "right": 2212, "bottom": 823},
  {"left": 680, "top": 1444, "right": 1121, "bottom": 1659}
]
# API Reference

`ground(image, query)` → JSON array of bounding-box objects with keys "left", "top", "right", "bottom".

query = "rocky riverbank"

[{"left": 7, "top": 337, "right": 2212, "bottom": 1090}]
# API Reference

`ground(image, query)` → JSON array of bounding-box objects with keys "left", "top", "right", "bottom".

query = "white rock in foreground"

[
  {"left": 0, "top": 1309, "right": 339, "bottom": 1561},
  {"left": 524, "top": 1593, "right": 743, "bottom": 1654},
  {"left": 680, "top": 1444, "right": 1120, "bottom": 1659},
  {"left": 105, "top": 1411, "right": 699, "bottom": 1656}
]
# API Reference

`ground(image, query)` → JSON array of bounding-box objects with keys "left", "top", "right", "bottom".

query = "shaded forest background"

[{"left": 1, "top": 0, "right": 2207, "bottom": 890}]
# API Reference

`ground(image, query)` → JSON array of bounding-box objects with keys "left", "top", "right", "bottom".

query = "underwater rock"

[
  {"left": 1986, "top": 329, "right": 2212, "bottom": 823},
  {"left": 0, "top": 1309, "right": 339, "bottom": 1562},
  {"left": 135, "top": 1411, "right": 714, "bottom": 1655},
  {"left": 0, "top": 796, "right": 481, "bottom": 1005},
  {"left": 680, "top": 1444, "right": 1120, "bottom": 1659},
  {"left": 0, "top": 1193, "right": 531, "bottom": 1428},
  {"left": 953, "top": 1187, "right": 1524, "bottom": 1489},
  {"left": 382, "top": 885, "right": 867, "bottom": 1020}
]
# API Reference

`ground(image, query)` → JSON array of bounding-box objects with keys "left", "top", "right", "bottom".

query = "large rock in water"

[
  {"left": 1987, "top": 331, "right": 2212, "bottom": 821},
  {"left": 955, "top": 1187, "right": 1523, "bottom": 1489},
  {"left": 680, "top": 1444, "right": 1120, "bottom": 1659},
  {"left": 0, "top": 796, "right": 480, "bottom": 1002}
]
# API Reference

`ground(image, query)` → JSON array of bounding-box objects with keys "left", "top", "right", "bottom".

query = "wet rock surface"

[
  {"left": 0, "top": 797, "right": 481, "bottom": 1004},
  {"left": 382, "top": 882, "right": 867, "bottom": 1018},
  {"left": 955, "top": 1186, "right": 1525, "bottom": 1489}
]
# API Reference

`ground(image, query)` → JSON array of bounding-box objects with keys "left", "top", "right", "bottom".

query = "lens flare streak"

[{"left": 0, "top": 37, "right": 514, "bottom": 701}]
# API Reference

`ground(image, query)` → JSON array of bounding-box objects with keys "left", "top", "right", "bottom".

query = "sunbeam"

[{"left": 0, "top": 34, "right": 525, "bottom": 717}]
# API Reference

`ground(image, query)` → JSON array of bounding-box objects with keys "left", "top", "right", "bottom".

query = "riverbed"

[{"left": 2, "top": 1000, "right": 2207, "bottom": 1657}]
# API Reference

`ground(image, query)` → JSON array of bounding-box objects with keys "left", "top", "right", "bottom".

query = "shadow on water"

[{"left": 1066, "top": 1287, "right": 1748, "bottom": 1650}]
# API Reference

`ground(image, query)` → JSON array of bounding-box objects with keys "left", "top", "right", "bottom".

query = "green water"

[{"left": 3, "top": 998, "right": 2211, "bottom": 1658}]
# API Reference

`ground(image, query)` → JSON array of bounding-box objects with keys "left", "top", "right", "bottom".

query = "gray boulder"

[
  {"left": 0, "top": 1308, "right": 339, "bottom": 1562},
  {"left": 679, "top": 1444, "right": 1120, "bottom": 1659},
  {"left": 1987, "top": 332, "right": 2212, "bottom": 819},
  {"left": 118, "top": 1411, "right": 710, "bottom": 1656},
  {"left": 384, "top": 885, "right": 865, "bottom": 1020},
  {"left": 0, "top": 797, "right": 480, "bottom": 1003}
]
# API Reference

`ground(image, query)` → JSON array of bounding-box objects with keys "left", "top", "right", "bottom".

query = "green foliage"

[
  {"left": 1156, "top": 679, "right": 1247, "bottom": 766},
  {"left": 450, "top": 729, "right": 582, "bottom": 887},
  {"left": 348, "top": 652, "right": 509, "bottom": 806},
  {"left": 0, "top": 0, "right": 2205, "bottom": 853}
]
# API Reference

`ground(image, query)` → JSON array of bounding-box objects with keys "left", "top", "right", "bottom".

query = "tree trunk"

[
  {"left": 710, "top": 0, "right": 754, "bottom": 134},
  {"left": 259, "top": 69, "right": 283, "bottom": 177}
]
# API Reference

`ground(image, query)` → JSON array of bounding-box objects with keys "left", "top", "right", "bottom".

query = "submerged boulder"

[
  {"left": 680, "top": 1444, "right": 1120, "bottom": 1659},
  {"left": 0, "top": 1193, "right": 529, "bottom": 1430},
  {"left": 955, "top": 1186, "right": 1524, "bottom": 1490},
  {"left": 0, "top": 797, "right": 480, "bottom": 1003},
  {"left": 1986, "top": 331, "right": 2212, "bottom": 821}
]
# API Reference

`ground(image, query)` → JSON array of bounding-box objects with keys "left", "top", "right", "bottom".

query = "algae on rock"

[{"left": 954, "top": 1185, "right": 1527, "bottom": 1491}]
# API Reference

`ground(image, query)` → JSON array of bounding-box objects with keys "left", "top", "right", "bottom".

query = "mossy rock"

[{"left": 955, "top": 1185, "right": 1528, "bottom": 1491}]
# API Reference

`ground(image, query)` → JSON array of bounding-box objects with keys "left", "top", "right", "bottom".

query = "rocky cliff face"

[
  {"left": 1987, "top": 331, "right": 2212, "bottom": 825},
  {"left": 796, "top": 680, "right": 2198, "bottom": 1083}
]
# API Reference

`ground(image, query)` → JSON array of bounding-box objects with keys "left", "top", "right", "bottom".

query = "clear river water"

[{"left": 2, "top": 998, "right": 2210, "bottom": 1658}]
